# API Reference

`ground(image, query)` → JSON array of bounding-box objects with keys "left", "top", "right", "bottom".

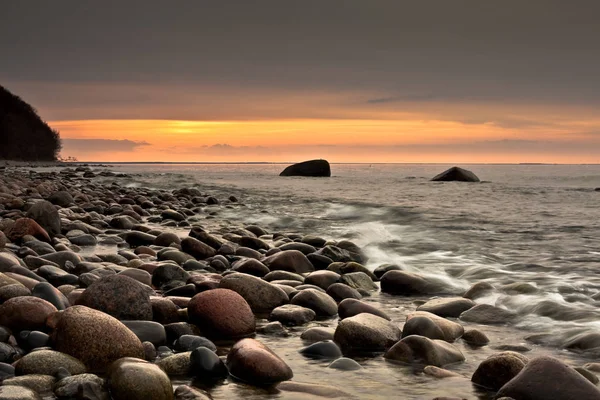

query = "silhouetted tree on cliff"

[{"left": 0, "top": 85, "right": 61, "bottom": 161}]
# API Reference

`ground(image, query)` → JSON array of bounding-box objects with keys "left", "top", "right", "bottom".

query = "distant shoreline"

[{"left": 2, "top": 160, "right": 600, "bottom": 166}]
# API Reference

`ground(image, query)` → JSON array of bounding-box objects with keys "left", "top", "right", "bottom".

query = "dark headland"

[{"left": 0, "top": 85, "right": 61, "bottom": 162}]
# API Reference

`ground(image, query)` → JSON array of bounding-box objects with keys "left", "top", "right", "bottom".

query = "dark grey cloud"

[
  {"left": 2, "top": 1, "right": 600, "bottom": 120},
  {"left": 61, "top": 139, "right": 150, "bottom": 152}
]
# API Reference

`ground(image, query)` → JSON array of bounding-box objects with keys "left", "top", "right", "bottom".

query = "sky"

[{"left": 2, "top": 1, "right": 600, "bottom": 163}]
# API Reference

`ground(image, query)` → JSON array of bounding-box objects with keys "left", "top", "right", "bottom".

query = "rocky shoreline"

[{"left": 0, "top": 165, "right": 599, "bottom": 400}]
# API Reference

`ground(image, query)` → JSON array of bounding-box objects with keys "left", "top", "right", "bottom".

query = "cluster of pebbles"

[{"left": 0, "top": 166, "right": 599, "bottom": 400}]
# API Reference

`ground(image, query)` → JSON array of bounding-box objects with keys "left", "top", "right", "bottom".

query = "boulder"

[
  {"left": 326, "top": 283, "right": 362, "bottom": 302},
  {"left": 49, "top": 306, "right": 145, "bottom": 372},
  {"left": 0, "top": 386, "right": 41, "bottom": 400},
  {"left": 417, "top": 297, "right": 476, "bottom": 318},
  {"left": 122, "top": 321, "right": 167, "bottom": 346},
  {"left": 328, "top": 357, "right": 362, "bottom": 371},
  {"left": 279, "top": 159, "right": 331, "bottom": 177},
  {"left": 338, "top": 298, "right": 390, "bottom": 320},
  {"left": 290, "top": 289, "right": 337, "bottom": 316},
  {"left": 304, "top": 270, "right": 340, "bottom": 290},
  {"left": 401, "top": 316, "right": 445, "bottom": 340},
  {"left": 381, "top": 270, "right": 453, "bottom": 295},
  {"left": 156, "top": 352, "right": 192, "bottom": 376},
  {"left": 300, "top": 327, "right": 335, "bottom": 344},
  {"left": 471, "top": 351, "right": 529, "bottom": 391},
  {"left": 25, "top": 200, "right": 61, "bottom": 236},
  {"left": 340, "top": 272, "right": 378, "bottom": 291},
  {"left": 263, "top": 250, "right": 315, "bottom": 274},
  {"left": 405, "top": 311, "right": 464, "bottom": 342},
  {"left": 7, "top": 218, "right": 50, "bottom": 243},
  {"left": 218, "top": 272, "right": 288, "bottom": 313},
  {"left": 187, "top": 288, "right": 256, "bottom": 339},
  {"left": 384, "top": 335, "right": 465, "bottom": 367},
  {"left": 334, "top": 313, "right": 401, "bottom": 354},
  {"left": 48, "top": 191, "right": 74, "bottom": 207},
  {"left": 107, "top": 358, "right": 173, "bottom": 400},
  {"left": 231, "top": 258, "right": 270, "bottom": 277},
  {"left": 269, "top": 304, "right": 316, "bottom": 326},
  {"left": 431, "top": 166, "right": 480, "bottom": 182},
  {"left": 226, "top": 338, "right": 293, "bottom": 385},
  {"left": 2, "top": 375, "right": 56, "bottom": 395},
  {"left": 459, "top": 304, "right": 516, "bottom": 325},
  {"left": 53, "top": 373, "right": 107, "bottom": 399},
  {"left": 496, "top": 356, "right": 600, "bottom": 400},
  {"left": 189, "top": 347, "right": 228, "bottom": 380},
  {"left": 299, "top": 340, "right": 342, "bottom": 359},
  {"left": 181, "top": 237, "right": 216, "bottom": 259},
  {"left": 14, "top": 349, "right": 86, "bottom": 376},
  {"left": 76, "top": 275, "right": 152, "bottom": 320},
  {"left": 462, "top": 329, "right": 490, "bottom": 346},
  {"left": 174, "top": 335, "right": 217, "bottom": 352},
  {"left": 0, "top": 296, "right": 57, "bottom": 332},
  {"left": 151, "top": 264, "right": 190, "bottom": 289}
]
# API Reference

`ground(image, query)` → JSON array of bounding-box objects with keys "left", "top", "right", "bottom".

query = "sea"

[{"left": 92, "top": 163, "right": 600, "bottom": 399}]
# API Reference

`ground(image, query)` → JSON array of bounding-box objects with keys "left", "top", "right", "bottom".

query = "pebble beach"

[{"left": 1, "top": 163, "right": 600, "bottom": 400}]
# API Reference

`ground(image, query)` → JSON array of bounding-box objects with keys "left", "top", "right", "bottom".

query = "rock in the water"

[
  {"left": 328, "top": 357, "right": 362, "bottom": 371},
  {"left": 218, "top": 272, "right": 289, "bottom": 313},
  {"left": 299, "top": 340, "right": 342, "bottom": 359},
  {"left": 290, "top": 289, "right": 337, "bottom": 316},
  {"left": 496, "top": 356, "right": 600, "bottom": 400},
  {"left": 279, "top": 159, "right": 331, "bottom": 177},
  {"left": 471, "top": 351, "right": 529, "bottom": 391},
  {"left": 187, "top": 288, "right": 256, "bottom": 340},
  {"left": 49, "top": 305, "right": 145, "bottom": 372},
  {"left": 384, "top": 335, "right": 465, "bottom": 367},
  {"left": 269, "top": 304, "right": 316, "bottom": 326},
  {"left": 401, "top": 316, "right": 445, "bottom": 340},
  {"left": 417, "top": 297, "right": 476, "bottom": 318},
  {"left": 107, "top": 358, "right": 174, "bottom": 400},
  {"left": 76, "top": 275, "right": 152, "bottom": 320},
  {"left": 275, "top": 381, "right": 352, "bottom": 399},
  {"left": 301, "top": 327, "right": 335, "bottom": 343},
  {"left": 338, "top": 298, "right": 390, "bottom": 320},
  {"left": 334, "top": 313, "right": 401, "bottom": 354},
  {"left": 173, "top": 385, "right": 211, "bottom": 400},
  {"left": 380, "top": 270, "right": 453, "bottom": 295},
  {"left": 431, "top": 166, "right": 480, "bottom": 182},
  {"left": 459, "top": 304, "right": 516, "bottom": 325},
  {"left": 326, "top": 283, "right": 362, "bottom": 302},
  {"left": 0, "top": 296, "right": 57, "bottom": 332},
  {"left": 189, "top": 347, "right": 228, "bottom": 380},
  {"left": 226, "top": 338, "right": 293, "bottom": 385},
  {"left": 406, "top": 311, "right": 464, "bottom": 342},
  {"left": 14, "top": 349, "right": 86, "bottom": 376},
  {"left": 462, "top": 329, "right": 489, "bottom": 346}
]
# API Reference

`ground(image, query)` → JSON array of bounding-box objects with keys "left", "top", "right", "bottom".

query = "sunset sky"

[{"left": 3, "top": 1, "right": 600, "bottom": 163}]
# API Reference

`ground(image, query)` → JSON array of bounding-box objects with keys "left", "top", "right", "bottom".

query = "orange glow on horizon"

[{"left": 51, "top": 118, "right": 600, "bottom": 164}]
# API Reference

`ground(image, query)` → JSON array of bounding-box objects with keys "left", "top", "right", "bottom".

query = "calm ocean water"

[{"left": 105, "top": 163, "right": 600, "bottom": 399}]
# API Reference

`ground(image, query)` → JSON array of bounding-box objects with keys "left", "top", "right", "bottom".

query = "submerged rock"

[
  {"left": 279, "top": 159, "right": 331, "bottom": 177},
  {"left": 431, "top": 166, "right": 480, "bottom": 182}
]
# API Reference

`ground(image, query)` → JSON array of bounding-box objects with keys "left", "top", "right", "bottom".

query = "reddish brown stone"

[
  {"left": 0, "top": 296, "right": 57, "bottom": 332},
  {"left": 7, "top": 218, "right": 51, "bottom": 243},
  {"left": 227, "top": 338, "right": 293, "bottom": 385},
  {"left": 187, "top": 288, "right": 255, "bottom": 340},
  {"left": 51, "top": 305, "right": 145, "bottom": 372}
]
